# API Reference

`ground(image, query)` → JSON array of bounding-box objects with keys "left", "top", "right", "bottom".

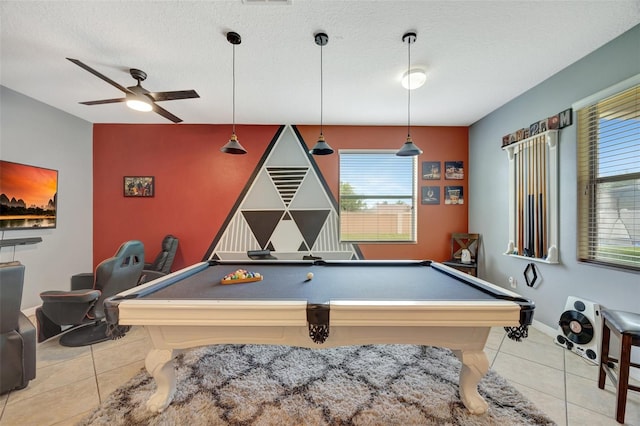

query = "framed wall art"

[
  {"left": 421, "top": 186, "right": 440, "bottom": 205},
  {"left": 124, "top": 176, "right": 154, "bottom": 197},
  {"left": 444, "top": 186, "right": 464, "bottom": 205},
  {"left": 444, "top": 161, "right": 464, "bottom": 180},
  {"left": 421, "top": 161, "right": 441, "bottom": 180},
  {"left": 0, "top": 160, "right": 58, "bottom": 229}
]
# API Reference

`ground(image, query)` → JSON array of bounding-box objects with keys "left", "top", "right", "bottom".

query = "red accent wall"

[
  {"left": 93, "top": 124, "right": 279, "bottom": 270},
  {"left": 93, "top": 124, "right": 468, "bottom": 269},
  {"left": 296, "top": 125, "right": 469, "bottom": 262}
]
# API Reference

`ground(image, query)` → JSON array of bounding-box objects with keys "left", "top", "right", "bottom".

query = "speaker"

[{"left": 555, "top": 296, "right": 601, "bottom": 364}]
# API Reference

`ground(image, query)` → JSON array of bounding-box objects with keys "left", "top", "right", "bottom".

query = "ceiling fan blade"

[
  {"left": 149, "top": 90, "right": 200, "bottom": 102},
  {"left": 152, "top": 103, "right": 183, "bottom": 123},
  {"left": 80, "top": 98, "right": 126, "bottom": 105},
  {"left": 67, "top": 58, "right": 132, "bottom": 94}
]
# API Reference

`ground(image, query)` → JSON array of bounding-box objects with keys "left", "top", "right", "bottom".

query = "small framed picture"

[
  {"left": 124, "top": 176, "right": 154, "bottom": 197},
  {"left": 444, "top": 186, "right": 464, "bottom": 205},
  {"left": 421, "top": 161, "right": 441, "bottom": 180},
  {"left": 421, "top": 186, "right": 440, "bottom": 205},
  {"left": 444, "top": 161, "right": 464, "bottom": 180}
]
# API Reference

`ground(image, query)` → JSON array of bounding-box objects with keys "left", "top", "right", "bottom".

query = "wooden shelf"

[{"left": 0, "top": 237, "right": 43, "bottom": 247}]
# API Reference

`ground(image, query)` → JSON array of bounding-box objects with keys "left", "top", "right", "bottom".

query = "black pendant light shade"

[
  {"left": 221, "top": 31, "right": 247, "bottom": 155},
  {"left": 396, "top": 136, "right": 423, "bottom": 156},
  {"left": 396, "top": 31, "right": 423, "bottom": 157},
  {"left": 309, "top": 134, "right": 334, "bottom": 155},
  {"left": 309, "top": 32, "right": 334, "bottom": 156},
  {"left": 221, "top": 133, "right": 247, "bottom": 154}
]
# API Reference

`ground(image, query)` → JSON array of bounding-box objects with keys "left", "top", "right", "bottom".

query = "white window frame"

[
  {"left": 338, "top": 149, "right": 418, "bottom": 243},
  {"left": 574, "top": 74, "right": 640, "bottom": 271}
]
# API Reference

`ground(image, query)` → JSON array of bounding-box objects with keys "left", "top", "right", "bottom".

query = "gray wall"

[
  {"left": 0, "top": 86, "right": 93, "bottom": 309},
  {"left": 469, "top": 24, "right": 640, "bottom": 330}
]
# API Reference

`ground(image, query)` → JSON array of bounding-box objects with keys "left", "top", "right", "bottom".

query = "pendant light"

[
  {"left": 309, "top": 32, "right": 334, "bottom": 155},
  {"left": 220, "top": 31, "right": 247, "bottom": 155},
  {"left": 396, "top": 31, "right": 423, "bottom": 157}
]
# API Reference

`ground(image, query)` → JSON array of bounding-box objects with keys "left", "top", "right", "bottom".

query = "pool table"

[{"left": 105, "top": 259, "right": 534, "bottom": 414}]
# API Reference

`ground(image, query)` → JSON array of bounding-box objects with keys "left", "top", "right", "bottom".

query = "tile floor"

[{"left": 0, "top": 322, "right": 638, "bottom": 425}]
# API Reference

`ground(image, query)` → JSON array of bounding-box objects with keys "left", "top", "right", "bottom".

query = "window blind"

[
  {"left": 339, "top": 150, "right": 417, "bottom": 242},
  {"left": 577, "top": 83, "right": 640, "bottom": 271}
]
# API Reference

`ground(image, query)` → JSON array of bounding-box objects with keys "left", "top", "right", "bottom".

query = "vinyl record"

[
  {"left": 559, "top": 310, "right": 594, "bottom": 344},
  {"left": 555, "top": 296, "right": 601, "bottom": 365}
]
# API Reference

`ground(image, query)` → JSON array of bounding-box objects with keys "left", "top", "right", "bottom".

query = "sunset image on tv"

[{"left": 0, "top": 160, "right": 58, "bottom": 229}]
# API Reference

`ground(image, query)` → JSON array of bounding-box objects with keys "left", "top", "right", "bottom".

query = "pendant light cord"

[
  {"left": 232, "top": 43, "right": 236, "bottom": 135},
  {"left": 320, "top": 41, "right": 324, "bottom": 136},
  {"left": 407, "top": 36, "right": 411, "bottom": 138}
]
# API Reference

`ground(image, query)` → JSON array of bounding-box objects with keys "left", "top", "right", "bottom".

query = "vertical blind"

[
  {"left": 339, "top": 150, "right": 417, "bottom": 242},
  {"left": 577, "top": 83, "right": 640, "bottom": 271}
]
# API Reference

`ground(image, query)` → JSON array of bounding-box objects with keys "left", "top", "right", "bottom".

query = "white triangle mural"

[{"left": 207, "top": 125, "right": 361, "bottom": 261}]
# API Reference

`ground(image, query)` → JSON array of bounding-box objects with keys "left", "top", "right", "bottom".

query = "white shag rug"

[{"left": 79, "top": 344, "right": 556, "bottom": 425}]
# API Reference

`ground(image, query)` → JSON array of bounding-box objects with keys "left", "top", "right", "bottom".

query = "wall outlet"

[{"left": 509, "top": 276, "right": 517, "bottom": 288}]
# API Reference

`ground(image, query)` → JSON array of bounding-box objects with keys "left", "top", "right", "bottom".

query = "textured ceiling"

[{"left": 1, "top": 1, "right": 639, "bottom": 126}]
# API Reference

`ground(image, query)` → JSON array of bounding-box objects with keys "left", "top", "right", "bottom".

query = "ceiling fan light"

[
  {"left": 309, "top": 134, "right": 334, "bottom": 155},
  {"left": 220, "top": 133, "right": 247, "bottom": 155},
  {"left": 125, "top": 93, "right": 152, "bottom": 112},
  {"left": 401, "top": 68, "right": 427, "bottom": 90}
]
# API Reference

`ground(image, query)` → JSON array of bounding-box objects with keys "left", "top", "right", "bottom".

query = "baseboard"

[{"left": 22, "top": 305, "right": 38, "bottom": 318}]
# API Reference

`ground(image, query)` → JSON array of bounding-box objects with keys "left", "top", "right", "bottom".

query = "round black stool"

[{"left": 598, "top": 309, "right": 640, "bottom": 424}]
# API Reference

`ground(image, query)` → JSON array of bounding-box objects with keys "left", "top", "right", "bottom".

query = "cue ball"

[{"left": 306, "top": 272, "right": 314, "bottom": 281}]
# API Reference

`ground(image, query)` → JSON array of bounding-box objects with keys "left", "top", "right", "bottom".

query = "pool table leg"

[
  {"left": 454, "top": 349, "right": 490, "bottom": 414},
  {"left": 144, "top": 348, "right": 176, "bottom": 413}
]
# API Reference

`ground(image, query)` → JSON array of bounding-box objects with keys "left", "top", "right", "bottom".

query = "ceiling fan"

[{"left": 67, "top": 58, "right": 200, "bottom": 123}]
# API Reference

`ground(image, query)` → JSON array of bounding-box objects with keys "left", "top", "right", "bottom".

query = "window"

[
  {"left": 339, "top": 150, "right": 417, "bottom": 242},
  {"left": 577, "top": 79, "right": 640, "bottom": 271}
]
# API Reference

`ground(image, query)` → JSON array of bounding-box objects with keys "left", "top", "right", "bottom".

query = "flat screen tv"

[{"left": 0, "top": 160, "right": 58, "bottom": 230}]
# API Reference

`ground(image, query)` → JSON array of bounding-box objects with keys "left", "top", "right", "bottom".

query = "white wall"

[
  {"left": 469, "top": 25, "right": 640, "bottom": 329},
  {"left": 0, "top": 86, "right": 93, "bottom": 309}
]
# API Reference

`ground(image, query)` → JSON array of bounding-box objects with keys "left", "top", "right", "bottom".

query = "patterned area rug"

[{"left": 80, "top": 344, "right": 556, "bottom": 425}]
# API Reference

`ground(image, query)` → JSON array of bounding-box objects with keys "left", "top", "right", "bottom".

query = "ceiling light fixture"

[
  {"left": 125, "top": 93, "right": 153, "bottom": 112},
  {"left": 309, "top": 32, "right": 334, "bottom": 156},
  {"left": 396, "top": 31, "right": 423, "bottom": 157},
  {"left": 220, "top": 31, "right": 247, "bottom": 155},
  {"left": 401, "top": 68, "right": 427, "bottom": 90},
  {"left": 124, "top": 69, "right": 154, "bottom": 112}
]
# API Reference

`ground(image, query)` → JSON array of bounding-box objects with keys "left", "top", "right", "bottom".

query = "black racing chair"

[
  {"left": 0, "top": 262, "right": 36, "bottom": 394},
  {"left": 139, "top": 234, "right": 178, "bottom": 283},
  {"left": 36, "top": 240, "right": 144, "bottom": 347}
]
